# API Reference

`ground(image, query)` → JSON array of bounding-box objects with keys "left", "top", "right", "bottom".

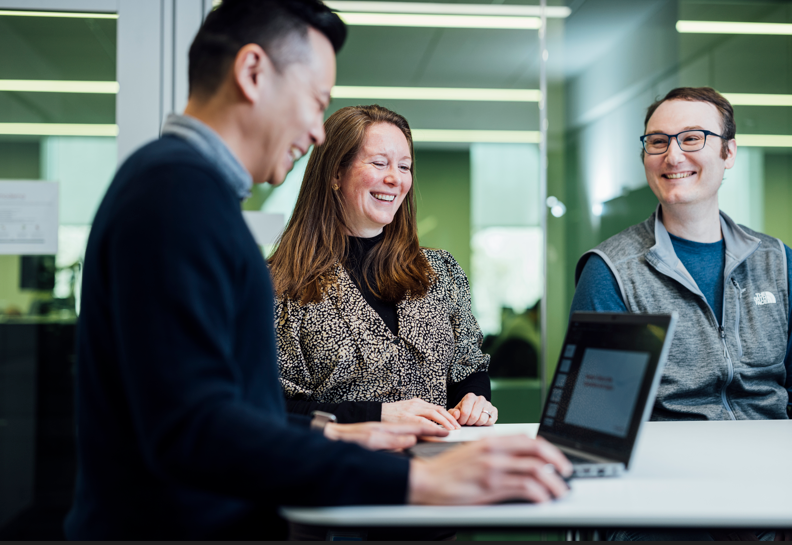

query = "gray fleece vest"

[{"left": 575, "top": 207, "right": 789, "bottom": 421}]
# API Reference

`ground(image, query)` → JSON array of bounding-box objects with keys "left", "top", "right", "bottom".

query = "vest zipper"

[
  {"left": 702, "top": 298, "right": 737, "bottom": 421},
  {"left": 718, "top": 325, "right": 737, "bottom": 420},
  {"left": 731, "top": 278, "right": 744, "bottom": 359}
]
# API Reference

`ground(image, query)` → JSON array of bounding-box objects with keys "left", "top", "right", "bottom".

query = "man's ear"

[
  {"left": 724, "top": 138, "right": 737, "bottom": 169},
  {"left": 232, "top": 43, "right": 273, "bottom": 105}
]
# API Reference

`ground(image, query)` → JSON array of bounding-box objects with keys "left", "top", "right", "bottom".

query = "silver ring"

[{"left": 482, "top": 410, "right": 492, "bottom": 419}]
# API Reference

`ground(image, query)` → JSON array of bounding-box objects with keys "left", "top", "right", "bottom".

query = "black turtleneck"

[
  {"left": 284, "top": 234, "right": 491, "bottom": 423},
  {"left": 346, "top": 232, "right": 398, "bottom": 335}
]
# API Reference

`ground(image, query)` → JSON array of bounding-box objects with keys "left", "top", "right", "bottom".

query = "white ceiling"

[{"left": 329, "top": 0, "right": 669, "bottom": 140}]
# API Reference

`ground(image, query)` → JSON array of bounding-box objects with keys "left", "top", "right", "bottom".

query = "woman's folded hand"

[
  {"left": 449, "top": 393, "right": 498, "bottom": 426},
  {"left": 382, "top": 398, "right": 461, "bottom": 430}
]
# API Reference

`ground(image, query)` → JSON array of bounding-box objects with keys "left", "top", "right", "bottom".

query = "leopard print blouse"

[{"left": 275, "top": 249, "right": 490, "bottom": 408}]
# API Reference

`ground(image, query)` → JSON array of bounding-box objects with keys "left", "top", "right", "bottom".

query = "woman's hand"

[
  {"left": 381, "top": 398, "right": 461, "bottom": 430},
  {"left": 449, "top": 393, "right": 498, "bottom": 426}
]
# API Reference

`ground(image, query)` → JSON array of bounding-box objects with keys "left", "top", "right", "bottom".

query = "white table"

[{"left": 281, "top": 421, "right": 792, "bottom": 529}]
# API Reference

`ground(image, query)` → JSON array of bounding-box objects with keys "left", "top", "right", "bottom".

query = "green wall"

[
  {"left": 0, "top": 256, "right": 36, "bottom": 314},
  {"left": 599, "top": 186, "right": 658, "bottom": 242},
  {"left": 0, "top": 141, "right": 40, "bottom": 179},
  {"left": 764, "top": 153, "right": 792, "bottom": 247},
  {"left": 414, "top": 149, "right": 471, "bottom": 276}
]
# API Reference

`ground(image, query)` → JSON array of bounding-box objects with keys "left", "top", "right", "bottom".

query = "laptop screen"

[{"left": 538, "top": 312, "right": 676, "bottom": 465}]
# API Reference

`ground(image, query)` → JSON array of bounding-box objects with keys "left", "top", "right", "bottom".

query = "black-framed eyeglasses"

[{"left": 639, "top": 130, "right": 724, "bottom": 155}]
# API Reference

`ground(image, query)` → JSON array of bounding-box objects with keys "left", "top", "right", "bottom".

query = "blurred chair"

[{"left": 488, "top": 337, "right": 538, "bottom": 378}]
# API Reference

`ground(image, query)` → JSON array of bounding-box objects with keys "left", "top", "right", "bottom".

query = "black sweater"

[
  {"left": 66, "top": 136, "right": 409, "bottom": 539},
  {"left": 286, "top": 233, "right": 491, "bottom": 423}
]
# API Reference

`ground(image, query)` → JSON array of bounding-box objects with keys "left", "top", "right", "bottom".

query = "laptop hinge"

[{"left": 558, "top": 445, "right": 619, "bottom": 465}]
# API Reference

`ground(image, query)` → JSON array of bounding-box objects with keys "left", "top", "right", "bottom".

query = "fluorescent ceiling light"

[
  {"left": 337, "top": 12, "right": 540, "bottom": 29},
  {"left": 332, "top": 86, "right": 540, "bottom": 102},
  {"left": 0, "top": 9, "right": 116, "bottom": 19},
  {"left": 411, "top": 129, "right": 540, "bottom": 144},
  {"left": 722, "top": 93, "right": 792, "bottom": 107},
  {"left": 0, "top": 80, "right": 118, "bottom": 94},
  {"left": 738, "top": 135, "right": 792, "bottom": 147},
  {"left": 0, "top": 123, "right": 118, "bottom": 137},
  {"left": 325, "top": 2, "right": 570, "bottom": 18},
  {"left": 676, "top": 21, "right": 792, "bottom": 35}
]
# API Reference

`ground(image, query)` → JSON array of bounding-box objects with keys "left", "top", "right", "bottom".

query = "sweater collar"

[
  {"left": 647, "top": 204, "right": 761, "bottom": 293},
  {"left": 161, "top": 113, "right": 252, "bottom": 200}
]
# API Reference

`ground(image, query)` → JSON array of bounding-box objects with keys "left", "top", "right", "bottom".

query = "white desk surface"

[{"left": 281, "top": 421, "right": 792, "bottom": 528}]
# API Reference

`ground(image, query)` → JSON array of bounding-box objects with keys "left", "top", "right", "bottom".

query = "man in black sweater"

[{"left": 66, "top": 0, "right": 571, "bottom": 539}]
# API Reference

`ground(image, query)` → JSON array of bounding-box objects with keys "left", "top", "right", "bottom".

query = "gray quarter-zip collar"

[
  {"left": 719, "top": 208, "right": 762, "bottom": 277},
  {"left": 161, "top": 113, "right": 252, "bottom": 200},
  {"left": 645, "top": 204, "right": 761, "bottom": 297}
]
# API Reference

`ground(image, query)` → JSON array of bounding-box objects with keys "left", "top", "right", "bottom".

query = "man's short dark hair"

[
  {"left": 643, "top": 87, "right": 736, "bottom": 160},
  {"left": 188, "top": 0, "right": 346, "bottom": 99}
]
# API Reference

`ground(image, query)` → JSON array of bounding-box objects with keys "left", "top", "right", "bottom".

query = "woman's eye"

[
  {"left": 399, "top": 165, "right": 410, "bottom": 171},
  {"left": 372, "top": 162, "right": 385, "bottom": 167}
]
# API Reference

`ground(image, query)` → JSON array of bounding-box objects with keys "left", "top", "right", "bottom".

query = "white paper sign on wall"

[
  {"left": 242, "top": 211, "right": 285, "bottom": 247},
  {"left": 0, "top": 181, "right": 59, "bottom": 255}
]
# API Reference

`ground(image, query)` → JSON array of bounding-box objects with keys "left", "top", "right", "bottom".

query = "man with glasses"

[{"left": 572, "top": 87, "right": 791, "bottom": 538}]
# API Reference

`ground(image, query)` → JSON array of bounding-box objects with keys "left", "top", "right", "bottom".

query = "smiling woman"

[
  {"left": 268, "top": 104, "right": 497, "bottom": 433},
  {"left": 335, "top": 122, "right": 413, "bottom": 237}
]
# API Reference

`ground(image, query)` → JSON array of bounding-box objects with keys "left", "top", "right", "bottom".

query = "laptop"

[
  {"left": 538, "top": 312, "right": 677, "bottom": 478},
  {"left": 410, "top": 312, "right": 676, "bottom": 480}
]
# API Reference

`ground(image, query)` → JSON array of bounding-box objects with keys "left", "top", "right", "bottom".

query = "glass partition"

[
  {"left": 0, "top": 6, "right": 116, "bottom": 538},
  {"left": 470, "top": 143, "right": 542, "bottom": 379},
  {"left": 0, "top": 10, "right": 116, "bottom": 318}
]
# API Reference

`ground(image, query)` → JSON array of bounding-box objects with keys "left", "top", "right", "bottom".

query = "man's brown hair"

[
  {"left": 643, "top": 87, "right": 736, "bottom": 159},
  {"left": 268, "top": 104, "right": 435, "bottom": 304}
]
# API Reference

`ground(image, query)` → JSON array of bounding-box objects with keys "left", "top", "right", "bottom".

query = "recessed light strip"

[
  {"left": 0, "top": 80, "right": 118, "bottom": 94},
  {"left": 676, "top": 21, "right": 792, "bottom": 35},
  {"left": 0, "top": 123, "right": 118, "bottom": 137},
  {"left": 332, "top": 86, "right": 540, "bottom": 102},
  {"left": 738, "top": 135, "right": 792, "bottom": 147},
  {"left": 325, "top": 2, "right": 570, "bottom": 18},
  {"left": 412, "top": 129, "right": 541, "bottom": 144},
  {"left": 337, "top": 12, "right": 540, "bottom": 29},
  {"left": 723, "top": 93, "right": 792, "bottom": 107},
  {"left": 0, "top": 9, "right": 116, "bottom": 19},
  {"left": 2, "top": 123, "right": 784, "bottom": 146}
]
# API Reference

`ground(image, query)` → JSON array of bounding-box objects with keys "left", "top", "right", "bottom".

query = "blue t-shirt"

[
  {"left": 668, "top": 234, "right": 726, "bottom": 325},
  {"left": 570, "top": 237, "right": 792, "bottom": 409}
]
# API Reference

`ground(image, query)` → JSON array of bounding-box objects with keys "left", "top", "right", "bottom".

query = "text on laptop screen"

[
  {"left": 562, "top": 348, "right": 649, "bottom": 438},
  {"left": 538, "top": 313, "right": 673, "bottom": 461}
]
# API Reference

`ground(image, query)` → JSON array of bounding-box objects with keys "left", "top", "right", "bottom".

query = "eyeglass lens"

[{"left": 643, "top": 130, "right": 707, "bottom": 154}]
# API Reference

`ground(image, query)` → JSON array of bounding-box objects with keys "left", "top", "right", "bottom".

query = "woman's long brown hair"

[{"left": 269, "top": 104, "right": 435, "bottom": 304}]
